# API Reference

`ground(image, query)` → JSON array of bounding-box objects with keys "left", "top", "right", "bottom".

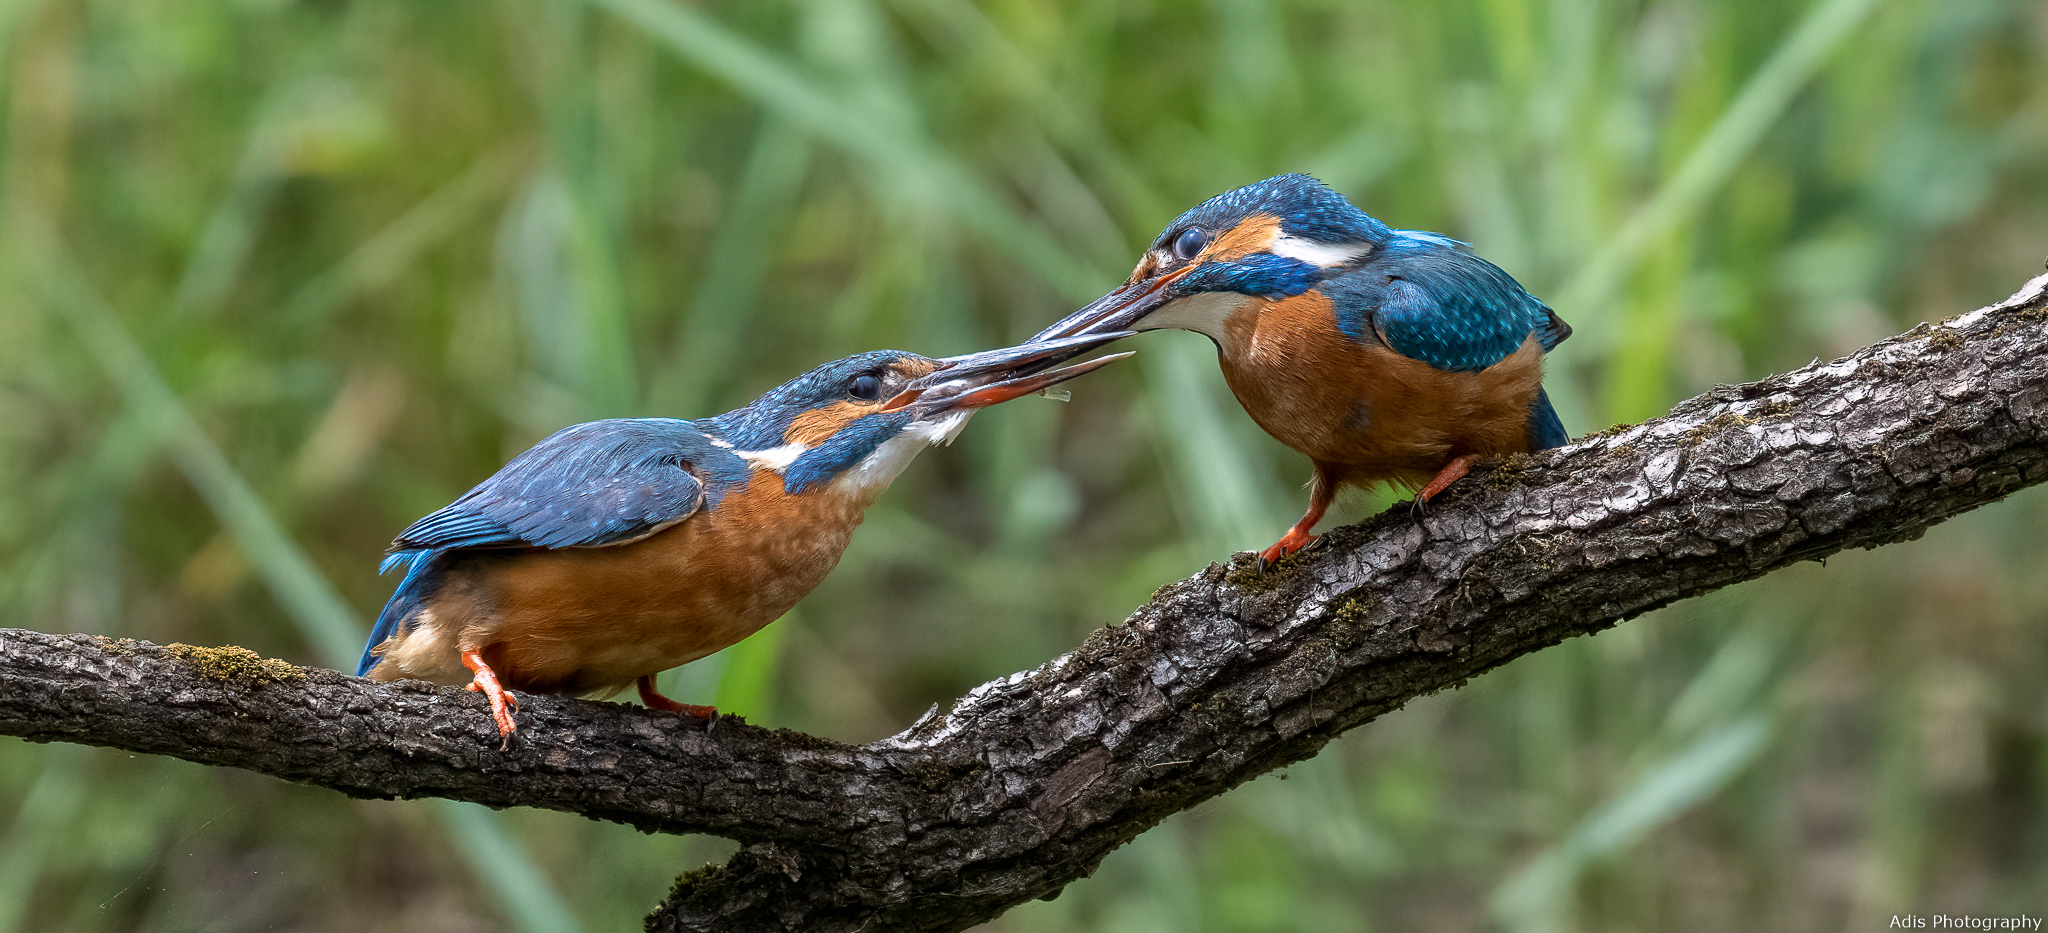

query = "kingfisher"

[
  {"left": 1031, "top": 174, "right": 1570, "bottom": 564},
  {"left": 356, "top": 334, "right": 1130, "bottom": 738}
]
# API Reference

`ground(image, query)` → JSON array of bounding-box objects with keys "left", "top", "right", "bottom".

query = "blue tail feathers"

[
  {"left": 357, "top": 549, "right": 440, "bottom": 677},
  {"left": 1527, "top": 387, "right": 1569, "bottom": 451}
]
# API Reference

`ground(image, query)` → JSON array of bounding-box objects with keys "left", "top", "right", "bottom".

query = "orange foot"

[
  {"left": 461, "top": 648, "right": 520, "bottom": 740},
  {"left": 1258, "top": 466, "right": 1340, "bottom": 570},
  {"left": 1258, "top": 527, "right": 1318, "bottom": 567},
  {"left": 637, "top": 675, "right": 717, "bottom": 721},
  {"left": 1413, "top": 455, "right": 1476, "bottom": 511}
]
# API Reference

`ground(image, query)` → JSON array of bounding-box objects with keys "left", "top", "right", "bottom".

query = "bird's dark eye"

[
  {"left": 1171, "top": 227, "right": 1209, "bottom": 260},
  {"left": 847, "top": 373, "right": 884, "bottom": 401}
]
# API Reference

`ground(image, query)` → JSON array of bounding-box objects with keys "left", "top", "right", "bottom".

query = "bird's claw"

[
  {"left": 636, "top": 674, "right": 718, "bottom": 727},
  {"left": 462, "top": 648, "right": 520, "bottom": 743},
  {"left": 1255, "top": 530, "right": 1322, "bottom": 572},
  {"left": 1412, "top": 455, "right": 1475, "bottom": 517}
]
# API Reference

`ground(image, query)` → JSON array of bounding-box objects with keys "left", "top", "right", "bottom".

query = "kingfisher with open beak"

[
  {"left": 357, "top": 334, "right": 1130, "bottom": 738},
  {"left": 1032, "top": 174, "right": 1570, "bottom": 564}
]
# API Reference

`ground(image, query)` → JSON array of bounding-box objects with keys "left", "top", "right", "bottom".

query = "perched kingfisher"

[
  {"left": 1031, "top": 174, "right": 1570, "bottom": 564},
  {"left": 357, "top": 334, "right": 1129, "bottom": 738}
]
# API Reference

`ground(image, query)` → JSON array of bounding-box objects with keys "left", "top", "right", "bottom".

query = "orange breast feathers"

[
  {"left": 1216, "top": 290, "right": 1546, "bottom": 487},
  {"left": 375, "top": 471, "right": 865, "bottom": 698}
]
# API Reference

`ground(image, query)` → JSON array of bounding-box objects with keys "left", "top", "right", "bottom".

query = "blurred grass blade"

[
  {"left": 648, "top": 119, "right": 811, "bottom": 412},
  {"left": 497, "top": 166, "right": 637, "bottom": 420},
  {"left": 0, "top": 0, "right": 45, "bottom": 52},
  {"left": 0, "top": 744, "right": 88, "bottom": 933},
  {"left": 586, "top": 0, "right": 1103, "bottom": 296},
  {"left": 1490, "top": 714, "right": 1773, "bottom": 930},
  {"left": 1658, "top": 622, "right": 1786, "bottom": 743},
  {"left": 280, "top": 147, "right": 522, "bottom": 328},
  {"left": 712, "top": 610, "right": 791, "bottom": 720},
  {"left": 1145, "top": 341, "right": 1290, "bottom": 553},
  {"left": 19, "top": 216, "right": 365, "bottom": 667},
  {"left": 433, "top": 800, "right": 586, "bottom": 933},
  {"left": 1555, "top": 0, "right": 1883, "bottom": 326},
  {"left": 887, "top": 0, "right": 1173, "bottom": 227},
  {"left": 585, "top": 0, "right": 883, "bottom": 157},
  {"left": 0, "top": 396, "right": 171, "bottom": 618},
  {"left": 167, "top": 79, "right": 305, "bottom": 317}
]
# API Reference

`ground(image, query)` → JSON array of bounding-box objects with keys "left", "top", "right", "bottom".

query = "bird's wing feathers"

[
  {"left": 1533, "top": 306, "right": 1571, "bottom": 353},
  {"left": 388, "top": 508, "right": 517, "bottom": 552},
  {"left": 390, "top": 419, "right": 737, "bottom": 553},
  {"left": 360, "top": 420, "right": 742, "bottom": 677},
  {"left": 1330, "top": 237, "right": 1567, "bottom": 373},
  {"left": 360, "top": 550, "right": 437, "bottom": 676}
]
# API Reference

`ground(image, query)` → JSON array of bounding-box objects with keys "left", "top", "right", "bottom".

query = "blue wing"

[
  {"left": 392, "top": 419, "right": 745, "bottom": 552},
  {"left": 356, "top": 418, "right": 746, "bottom": 676},
  {"left": 1323, "top": 233, "right": 1573, "bottom": 453},
  {"left": 1330, "top": 231, "right": 1569, "bottom": 373}
]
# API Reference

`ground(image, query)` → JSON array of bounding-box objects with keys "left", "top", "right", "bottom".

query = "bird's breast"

[
  {"left": 422, "top": 471, "right": 867, "bottom": 696},
  {"left": 1217, "top": 291, "right": 1546, "bottom": 485}
]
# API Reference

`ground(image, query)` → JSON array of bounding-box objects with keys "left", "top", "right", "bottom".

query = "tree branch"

[{"left": 5, "top": 270, "right": 2046, "bottom": 932}]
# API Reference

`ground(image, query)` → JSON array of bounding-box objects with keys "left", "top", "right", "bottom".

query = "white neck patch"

[
  {"left": 738, "top": 441, "right": 808, "bottom": 471},
  {"left": 1267, "top": 234, "right": 1371, "bottom": 268}
]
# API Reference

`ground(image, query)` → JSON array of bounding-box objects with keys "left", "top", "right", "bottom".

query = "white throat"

[
  {"left": 1138, "top": 290, "right": 1258, "bottom": 342},
  {"left": 829, "top": 410, "right": 975, "bottom": 500}
]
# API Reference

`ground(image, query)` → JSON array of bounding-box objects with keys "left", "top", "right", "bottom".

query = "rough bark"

[{"left": 3, "top": 270, "right": 2046, "bottom": 933}]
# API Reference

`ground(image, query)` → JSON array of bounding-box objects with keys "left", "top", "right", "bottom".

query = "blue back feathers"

[
  {"left": 1326, "top": 233, "right": 1566, "bottom": 373},
  {"left": 392, "top": 419, "right": 744, "bottom": 553}
]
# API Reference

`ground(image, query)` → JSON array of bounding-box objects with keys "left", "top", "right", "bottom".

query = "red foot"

[
  {"left": 1258, "top": 527, "right": 1318, "bottom": 566},
  {"left": 1416, "top": 455, "right": 1475, "bottom": 506},
  {"left": 462, "top": 648, "right": 520, "bottom": 738},
  {"left": 1259, "top": 466, "right": 1339, "bottom": 568},
  {"left": 637, "top": 675, "right": 717, "bottom": 721}
]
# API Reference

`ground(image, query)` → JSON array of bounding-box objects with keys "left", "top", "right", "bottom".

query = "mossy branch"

[{"left": 4, "top": 270, "right": 2047, "bottom": 933}]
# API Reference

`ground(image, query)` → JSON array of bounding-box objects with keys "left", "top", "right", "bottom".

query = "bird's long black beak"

[
  {"left": 885, "top": 331, "right": 1134, "bottom": 415},
  {"left": 1029, "top": 267, "right": 1192, "bottom": 345}
]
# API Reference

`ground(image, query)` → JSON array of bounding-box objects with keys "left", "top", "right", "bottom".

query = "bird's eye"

[
  {"left": 1171, "top": 227, "right": 1209, "bottom": 260},
  {"left": 847, "top": 374, "right": 884, "bottom": 401}
]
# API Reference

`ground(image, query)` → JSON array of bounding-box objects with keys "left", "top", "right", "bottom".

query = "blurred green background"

[{"left": 2, "top": 0, "right": 2045, "bottom": 930}]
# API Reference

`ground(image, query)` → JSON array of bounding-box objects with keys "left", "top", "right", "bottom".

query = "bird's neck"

[
  {"left": 1139, "top": 291, "right": 1261, "bottom": 343},
  {"left": 831, "top": 412, "right": 971, "bottom": 504},
  {"left": 740, "top": 410, "right": 974, "bottom": 506}
]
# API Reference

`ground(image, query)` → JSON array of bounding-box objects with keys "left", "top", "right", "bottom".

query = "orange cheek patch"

[
  {"left": 784, "top": 401, "right": 868, "bottom": 447},
  {"left": 1204, "top": 213, "right": 1281, "bottom": 263}
]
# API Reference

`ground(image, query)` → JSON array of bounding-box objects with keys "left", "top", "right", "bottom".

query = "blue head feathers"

[
  {"left": 700, "top": 350, "right": 919, "bottom": 450},
  {"left": 1158, "top": 174, "right": 1393, "bottom": 249}
]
